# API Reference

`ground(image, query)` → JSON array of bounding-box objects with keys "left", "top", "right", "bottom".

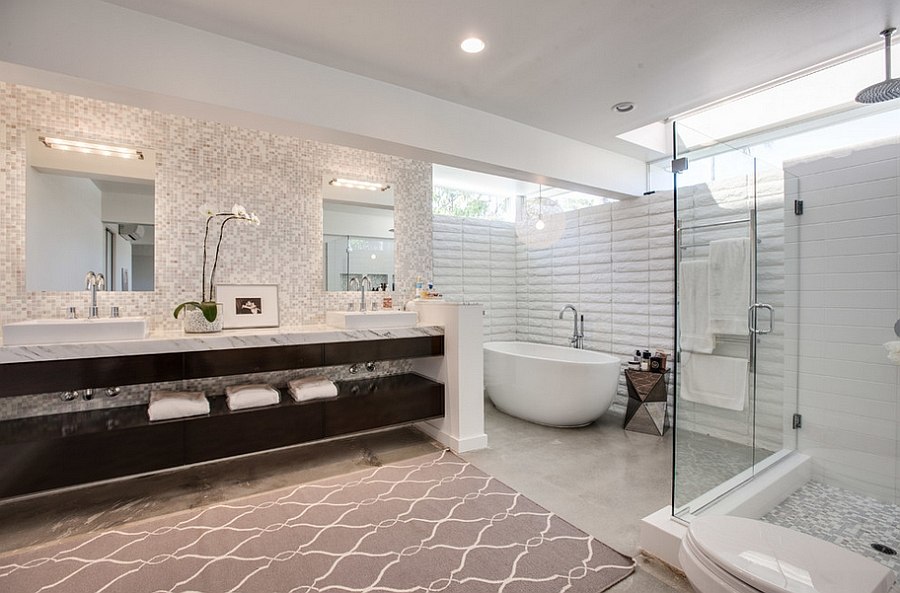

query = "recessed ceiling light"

[
  {"left": 461, "top": 37, "right": 485, "bottom": 54},
  {"left": 612, "top": 102, "right": 635, "bottom": 113}
]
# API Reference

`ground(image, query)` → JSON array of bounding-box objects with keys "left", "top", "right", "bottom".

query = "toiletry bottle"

[
  {"left": 641, "top": 350, "right": 651, "bottom": 371},
  {"left": 415, "top": 276, "right": 424, "bottom": 299}
]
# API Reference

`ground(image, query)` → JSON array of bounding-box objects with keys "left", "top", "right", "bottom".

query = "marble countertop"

[{"left": 0, "top": 324, "right": 444, "bottom": 364}]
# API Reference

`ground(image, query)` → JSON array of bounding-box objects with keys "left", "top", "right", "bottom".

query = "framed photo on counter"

[{"left": 216, "top": 284, "right": 279, "bottom": 329}]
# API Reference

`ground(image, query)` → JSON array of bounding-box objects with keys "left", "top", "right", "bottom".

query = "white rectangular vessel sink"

[
  {"left": 2, "top": 317, "right": 148, "bottom": 346},
  {"left": 325, "top": 310, "right": 417, "bottom": 329}
]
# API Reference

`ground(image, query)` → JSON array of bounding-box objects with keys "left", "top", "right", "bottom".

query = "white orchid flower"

[
  {"left": 231, "top": 204, "right": 249, "bottom": 219},
  {"left": 249, "top": 212, "right": 261, "bottom": 226},
  {"left": 199, "top": 203, "right": 216, "bottom": 217}
]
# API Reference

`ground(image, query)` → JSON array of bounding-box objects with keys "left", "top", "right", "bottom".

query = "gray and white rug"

[{"left": 0, "top": 450, "right": 634, "bottom": 592}]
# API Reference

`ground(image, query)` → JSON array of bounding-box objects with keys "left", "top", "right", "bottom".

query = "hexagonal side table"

[{"left": 624, "top": 369, "right": 669, "bottom": 436}]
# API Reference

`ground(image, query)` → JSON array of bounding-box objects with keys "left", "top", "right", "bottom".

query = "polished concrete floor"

[
  {"left": 466, "top": 401, "right": 691, "bottom": 593},
  {"left": 0, "top": 404, "right": 691, "bottom": 592}
]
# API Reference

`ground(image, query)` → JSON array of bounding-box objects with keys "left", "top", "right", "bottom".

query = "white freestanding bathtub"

[{"left": 483, "top": 341, "right": 621, "bottom": 427}]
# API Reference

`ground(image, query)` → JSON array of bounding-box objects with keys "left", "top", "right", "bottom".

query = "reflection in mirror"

[
  {"left": 322, "top": 176, "right": 395, "bottom": 291},
  {"left": 26, "top": 132, "right": 156, "bottom": 292}
]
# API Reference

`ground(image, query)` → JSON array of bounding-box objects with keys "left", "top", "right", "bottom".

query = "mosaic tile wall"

[{"left": 0, "top": 81, "right": 433, "bottom": 417}]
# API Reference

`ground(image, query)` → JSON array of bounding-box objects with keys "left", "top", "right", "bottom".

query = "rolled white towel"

[
  {"left": 289, "top": 375, "right": 338, "bottom": 402},
  {"left": 148, "top": 390, "right": 209, "bottom": 421},
  {"left": 225, "top": 383, "right": 280, "bottom": 411},
  {"left": 884, "top": 341, "right": 900, "bottom": 364}
]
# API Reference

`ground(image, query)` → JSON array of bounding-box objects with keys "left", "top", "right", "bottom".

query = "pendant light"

[{"left": 535, "top": 185, "right": 545, "bottom": 230}]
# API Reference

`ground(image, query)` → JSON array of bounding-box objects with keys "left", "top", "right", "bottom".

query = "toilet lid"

[{"left": 687, "top": 516, "right": 894, "bottom": 593}]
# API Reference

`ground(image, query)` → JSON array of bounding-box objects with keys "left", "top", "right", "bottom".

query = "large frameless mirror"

[{"left": 25, "top": 131, "right": 156, "bottom": 292}]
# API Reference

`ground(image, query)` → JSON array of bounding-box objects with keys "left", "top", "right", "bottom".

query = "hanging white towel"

[
  {"left": 708, "top": 237, "right": 751, "bottom": 336},
  {"left": 225, "top": 383, "right": 280, "bottom": 411},
  {"left": 148, "top": 390, "right": 209, "bottom": 421},
  {"left": 680, "top": 352, "right": 748, "bottom": 411},
  {"left": 289, "top": 375, "right": 338, "bottom": 402},
  {"left": 679, "top": 259, "right": 716, "bottom": 353}
]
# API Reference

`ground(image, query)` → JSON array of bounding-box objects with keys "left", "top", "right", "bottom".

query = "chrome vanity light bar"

[
  {"left": 39, "top": 136, "right": 144, "bottom": 160},
  {"left": 329, "top": 178, "right": 390, "bottom": 191}
]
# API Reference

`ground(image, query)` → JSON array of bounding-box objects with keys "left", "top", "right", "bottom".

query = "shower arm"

[{"left": 884, "top": 28, "right": 894, "bottom": 81}]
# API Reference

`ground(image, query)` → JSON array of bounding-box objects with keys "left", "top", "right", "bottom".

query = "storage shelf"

[{"left": 0, "top": 373, "right": 443, "bottom": 498}]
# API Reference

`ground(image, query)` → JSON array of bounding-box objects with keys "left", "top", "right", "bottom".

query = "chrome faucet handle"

[
  {"left": 96, "top": 273, "right": 105, "bottom": 290},
  {"left": 65, "top": 306, "right": 77, "bottom": 319},
  {"left": 109, "top": 306, "right": 120, "bottom": 318}
]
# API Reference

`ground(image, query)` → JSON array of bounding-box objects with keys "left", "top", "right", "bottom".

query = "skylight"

[{"left": 620, "top": 41, "right": 900, "bottom": 155}]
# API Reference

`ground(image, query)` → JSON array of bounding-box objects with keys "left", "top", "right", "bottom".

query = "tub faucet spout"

[{"left": 558, "top": 304, "right": 584, "bottom": 349}]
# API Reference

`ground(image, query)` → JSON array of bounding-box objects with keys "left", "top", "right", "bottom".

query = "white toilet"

[{"left": 679, "top": 515, "right": 895, "bottom": 593}]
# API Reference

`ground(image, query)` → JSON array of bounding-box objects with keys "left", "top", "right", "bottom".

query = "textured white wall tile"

[{"left": 785, "top": 140, "right": 900, "bottom": 504}]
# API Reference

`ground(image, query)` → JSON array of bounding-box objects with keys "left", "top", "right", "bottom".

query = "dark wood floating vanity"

[{"left": 0, "top": 335, "right": 445, "bottom": 499}]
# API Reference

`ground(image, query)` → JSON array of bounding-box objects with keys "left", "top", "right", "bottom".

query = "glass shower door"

[{"left": 672, "top": 122, "right": 764, "bottom": 517}]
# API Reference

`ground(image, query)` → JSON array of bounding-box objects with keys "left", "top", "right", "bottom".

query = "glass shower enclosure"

[{"left": 672, "top": 121, "right": 793, "bottom": 518}]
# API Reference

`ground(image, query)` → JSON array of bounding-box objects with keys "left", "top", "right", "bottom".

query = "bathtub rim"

[{"left": 483, "top": 340, "right": 622, "bottom": 366}]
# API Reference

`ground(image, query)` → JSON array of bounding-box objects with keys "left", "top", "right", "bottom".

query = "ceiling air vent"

[{"left": 118, "top": 224, "right": 145, "bottom": 242}]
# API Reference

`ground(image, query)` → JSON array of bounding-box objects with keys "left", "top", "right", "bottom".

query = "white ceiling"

[{"left": 99, "top": 0, "right": 892, "bottom": 159}]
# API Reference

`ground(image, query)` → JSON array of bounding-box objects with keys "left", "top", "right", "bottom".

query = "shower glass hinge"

[
  {"left": 792, "top": 413, "right": 802, "bottom": 429},
  {"left": 671, "top": 157, "right": 689, "bottom": 173},
  {"left": 793, "top": 200, "right": 803, "bottom": 215}
]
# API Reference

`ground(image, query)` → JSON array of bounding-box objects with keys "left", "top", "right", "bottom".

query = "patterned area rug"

[{"left": 0, "top": 450, "right": 634, "bottom": 592}]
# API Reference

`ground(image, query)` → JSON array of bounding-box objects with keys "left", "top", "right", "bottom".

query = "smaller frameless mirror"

[
  {"left": 25, "top": 131, "right": 156, "bottom": 292},
  {"left": 321, "top": 175, "right": 395, "bottom": 292}
]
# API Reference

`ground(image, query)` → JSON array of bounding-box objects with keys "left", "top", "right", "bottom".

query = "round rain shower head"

[{"left": 856, "top": 28, "right": 900, "bottom": 104}]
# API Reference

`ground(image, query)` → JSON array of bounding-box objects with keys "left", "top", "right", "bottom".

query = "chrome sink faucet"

[
  {"left": 85, "top": 271, "right": 105, "bottom": 319},
  {"left": 559, "top": 304, "right": 584, "bottom": 349},
  {"left": 359, "top": 275, "right": 372, "bottom": 311}
]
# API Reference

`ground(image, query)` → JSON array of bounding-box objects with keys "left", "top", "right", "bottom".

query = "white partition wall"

[{"left": 412, "top": 301, "right": 488, "bottom": 453}]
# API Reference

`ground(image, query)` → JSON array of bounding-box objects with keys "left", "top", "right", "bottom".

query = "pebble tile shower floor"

[{"left": 762, "top": 480, "right": 900, "bottom": 587}]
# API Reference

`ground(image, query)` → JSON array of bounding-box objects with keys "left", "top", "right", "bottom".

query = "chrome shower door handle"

[{"left": 748, "top": 303, "right": 774, "bottom": 335}]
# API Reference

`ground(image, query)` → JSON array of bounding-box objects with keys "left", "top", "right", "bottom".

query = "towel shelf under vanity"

[{"left": 0, "top": 373, "right": 444, "bottom": 499}]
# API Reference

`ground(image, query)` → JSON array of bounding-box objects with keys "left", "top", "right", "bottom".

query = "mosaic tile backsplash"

[{"left": 0, "top": 82, "right": 433, "bottom": 417}]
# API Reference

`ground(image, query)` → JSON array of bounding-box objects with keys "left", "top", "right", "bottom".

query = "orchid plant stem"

[
  {"left": 200, "top": 215, "right": 217, "bottom": 302},
  {"left": 175, "top": 204, "right": 257, "bottom": 323},
  {"left": 207, "top": 215, "right": 239, "bottom": 300}
]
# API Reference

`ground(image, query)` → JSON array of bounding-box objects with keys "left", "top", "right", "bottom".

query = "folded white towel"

[
  {"left": 148, "top": 390, "right": 209, "bottom": 421},
  {"left": 884, "top": 341, "right": 900, "bottom": 364},
  {"left": 289, "top": 375, "right": 338, "bottom": 402},
  {"left": 708, "top": 237, "right": 750, "bottom": 336},
  {"left": 680, "top": 353, "right": 748, "bottom": 411},
  {"left": 679, "top": 259, "right": 716, "bottom": 353},
  {"left": 224, "top": 383, "right": 280, "bottom": 411}
]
